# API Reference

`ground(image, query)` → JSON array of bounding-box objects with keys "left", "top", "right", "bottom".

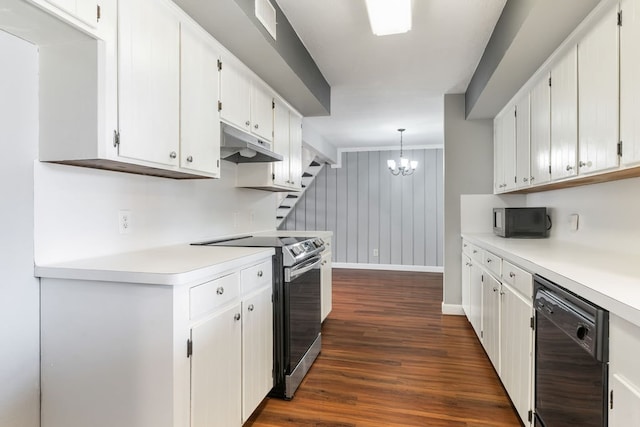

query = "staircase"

[{"left": 276, "top": 148, "right": 325, "bottom": 228}]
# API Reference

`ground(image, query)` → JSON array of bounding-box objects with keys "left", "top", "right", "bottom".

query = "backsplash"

[
  {"left": 526, "top": 176, "right": 640, "bottom": 255},
  {"left": 34, "top": 161, "right": 276, "bottom": 264}
]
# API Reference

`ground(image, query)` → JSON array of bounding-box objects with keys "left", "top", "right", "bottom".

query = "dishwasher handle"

[{"left": 285, "top": 256, "right": 322, "bottom": 283}]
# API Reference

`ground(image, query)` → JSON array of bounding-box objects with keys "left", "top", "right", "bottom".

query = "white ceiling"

[{"left": 275, "top": 0, "right": 507, "bottom": 150}]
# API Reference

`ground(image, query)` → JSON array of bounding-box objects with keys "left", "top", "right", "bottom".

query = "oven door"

[{"left": 284, "top": 255, "right": 322, "bottom": 374}]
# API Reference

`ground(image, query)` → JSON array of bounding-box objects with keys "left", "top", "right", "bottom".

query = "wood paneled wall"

[{"left": 281, "top": 149, "right": 444, "bottom": 267}]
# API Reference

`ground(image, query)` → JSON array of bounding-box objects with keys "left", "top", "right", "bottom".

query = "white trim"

[
  {"left": 332, "top": 145, "right": 444, "bottom": 168},
  {"left": 332, "top": 263, "right": 443, "bottom": 273},
  {"left": 441, "top": 303, "right": 465, "bottom": 316}
]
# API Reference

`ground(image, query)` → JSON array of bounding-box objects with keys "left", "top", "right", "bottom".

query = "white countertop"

[
  {"left": 35, "top": 244, "right": 274, "bottom": 286},
  {"left": 463, "top": 233, "right": 640, "bottom": 327}
]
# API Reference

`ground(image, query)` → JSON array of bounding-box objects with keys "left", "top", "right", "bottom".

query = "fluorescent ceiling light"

[{"left": 365, "top": 0, "right": 412, "bottom": 36}]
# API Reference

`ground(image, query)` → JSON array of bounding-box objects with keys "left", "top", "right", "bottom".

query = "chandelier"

[{"left": 387, "top": 128, "right": 417, "bottom": 176}]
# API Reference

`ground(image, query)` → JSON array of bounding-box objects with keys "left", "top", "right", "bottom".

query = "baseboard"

[
  {"left": 441, "top": 303, "right": 465, "bottom": 316},
  {"left": 332, "top": 263, "right": 444, "bottom": 273}
]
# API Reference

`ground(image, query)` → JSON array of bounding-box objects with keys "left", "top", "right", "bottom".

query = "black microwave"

[{"left": 493, "top": 207, "right": 548, "bottom": 238}]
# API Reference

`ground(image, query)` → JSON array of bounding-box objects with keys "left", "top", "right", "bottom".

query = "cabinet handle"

[
  {"left": 493, "top": 287, "right": 498, "bottom": 292},
  {"left": 463, "top": 244, "right": 467, "bottom": 248},
  {"left": 530, "top": 176, "right": 535, "bottom": 182},
  {"left": 245, "top": 120, "right": 251, "bottom": 126},
  {"left": 486, "top": 259, "right": 492, "bottom": 263},
  {"left": 522, "top": 177, "right": 528, "bottom": 182},
  {"left": 169, "top": 151, "right": 177, "bottom": 159},
  {"left": 566, "top": 165, "right": 573, "bottom": 171},
  {"left": 248, "top": 304, "right": 255, "bottom": 312},
  {"left": 234, "top": 313, "right": 241, "bottom": 321},
  {"left": 472, "top": 250, "right": 477, "bottom": 254},
  {"left": 257, "top": 270, "right": 263, "bottom": 277},
  {"left": 254, "top": 124, "right": 259, "bottom": 129},
  {"left": 186, "top": 155, "right": 193, "bottom": 163},
  {"left": 509, "top": 272, "right": 515, "bottom": 278},
  {"left": 216, "top": 287, "right": 224, "bottom": 295},
  {"left": 500, "top": 290, "right": 505, "bottom": 296}
]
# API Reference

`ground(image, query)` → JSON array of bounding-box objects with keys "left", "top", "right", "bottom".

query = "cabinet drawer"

[
  {"left": 190, "top": 273, "right": 239, "bottom": 319},
  {"left": 502, "top": 260, "right": 533, "bottom": 300},
  {"left": 241, "top": 259, "right": 272, "bottom": 295},
  {"left": 483, "top": 251, "right": 502, "bottom": 278},
  {"left": 465, "top": 242, "right": 484, "bottom": 264}
]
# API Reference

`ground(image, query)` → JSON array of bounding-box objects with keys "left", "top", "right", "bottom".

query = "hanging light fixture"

[{"left": 387, "top": 128, "right": 418, "bottom": 176}]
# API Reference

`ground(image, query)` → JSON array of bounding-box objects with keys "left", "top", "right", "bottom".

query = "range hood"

[{"left": 220, "top": 123, "right": 283, "bottom": 163}]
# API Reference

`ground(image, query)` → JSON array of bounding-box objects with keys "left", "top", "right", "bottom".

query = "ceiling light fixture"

[
  {"left": 365, "top": 0, "right": 412, "bottom": 36},
  {"left": 387, "top": 129, "right": 417, "bottom": 176}
]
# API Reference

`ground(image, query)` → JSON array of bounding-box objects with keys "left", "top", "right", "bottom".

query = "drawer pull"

[
  {"left": 248, "top": 304, "right": 255, "bottom": 312},
  {"left": 216, "top": 287, "right": 224, "bottom": 295},
  {"left": 487, "top": 259, "right": 492, "bottom": 263},
  {"left": 509, "top": 272, "right": 515, "bottom": 278},
  {"left": 234, "top": 313, "right": 241, "bottom": 321},
  {"left": 257, "top": 270, "right": 263, "bottom": 278},
  {"left": 473, "top": 250, "right": 478, "bottom": 254}
]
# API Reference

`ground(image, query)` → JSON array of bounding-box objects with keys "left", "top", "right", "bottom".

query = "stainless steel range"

[{"left": 193, "top": 235, "right": 325, "bottom": 399}]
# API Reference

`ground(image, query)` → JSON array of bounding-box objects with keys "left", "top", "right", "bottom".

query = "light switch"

[{"left": 569, "top": 214, "right": 579, "bottom": 231}]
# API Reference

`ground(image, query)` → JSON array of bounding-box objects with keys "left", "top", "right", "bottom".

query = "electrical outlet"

[
  {"left": 118, "top": 210, "right": 132, "bottom": 234},
  {"left": 373, "top": 248, "right": 379, "bottom": 257}
]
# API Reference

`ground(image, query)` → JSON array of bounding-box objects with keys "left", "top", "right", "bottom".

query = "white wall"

[
  {"left": 35, "top": 161, "right": 276, "bottom": 264},
  {"left": 0, "top": 30, "right": 40, "bottom": 427},
  {"left": 443, "top": 94, "right": 494, "bottom": 309}
]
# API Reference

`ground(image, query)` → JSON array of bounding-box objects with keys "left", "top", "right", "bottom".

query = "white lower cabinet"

[
  {"left": 481, "top": 272, "right": 500, "bottom": 372},
  {"left": 191, "top": 302, "right": 242, "bottom": 427},
  {"left": 320, "top": 248, "right": 333, "bottom": 322},
  {"left": 609, "top": 314, "right": 640, "bottom": 426},
  {"left": 40, "top": 255, "right": 273, "bottom": 427},
  {"left": 461, "top": 240, "right": 534, "bottom": 426}
]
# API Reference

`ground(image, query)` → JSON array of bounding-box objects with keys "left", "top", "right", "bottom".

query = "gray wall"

[
  {"left": 443, "top": 94, "right": 494, "bottom": 307},
  {"left": 281, "top": 149, "right": 444, "bottom": 267}
]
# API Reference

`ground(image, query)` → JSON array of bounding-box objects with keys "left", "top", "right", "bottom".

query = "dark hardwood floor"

[{"left": 245, "top": 269, "right": 521, "bottom": 427}]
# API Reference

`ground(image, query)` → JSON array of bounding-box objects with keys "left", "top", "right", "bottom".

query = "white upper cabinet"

[
  {"left": 251, "top": 81, "right": 275, "bottom": 142},
  {"left": 44, "top": 0, "right": 99, "bottom": 28},
  {"left": 515, "top": 94, "right": 531, "bottom": 189},
  {"left": 272, "top": 97, "right": 291, "bottom": 187},
  {"left": 220, "top": 56, "right": 274, "bottom": 144},
  {"left": 494, "top": 107, "right": 516, "bottom": 193},
  {"left": 529, "top": 74, "right": 552, "bottom": 185},
  {"left": 578, "top": 5, "right": 620, "bottom": 175},
  {"left": 550, "top": 46, "right": 578, "bottom": 180},
  {"left": 620, "top": 0, "right": 640, "bottom": 167},
  {"left": 220, "top": 55, "right": 252, "bottom": 133},
  {"left": 118, "top": 0, "right": 180, "bottom": 167},
  {"left": 180, "top": 21, "right": 221, "bottom": 177}
]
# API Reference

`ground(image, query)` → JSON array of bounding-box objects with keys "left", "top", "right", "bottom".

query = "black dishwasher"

[{"left": 534, "top": 275, "right": 609, "bottom": 427}]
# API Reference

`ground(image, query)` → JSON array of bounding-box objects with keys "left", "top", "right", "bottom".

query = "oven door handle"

[{"left": 285, "top": 256, "right": 322, "bottom": 282}]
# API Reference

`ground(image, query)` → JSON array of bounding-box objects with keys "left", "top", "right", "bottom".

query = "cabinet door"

[
  {"left": 502, "top": 108, "right": 517, "bottom": 192},
  {"left": 251, "top": 82, "right": 274, "bottom": 142},
  {"left": 620, "top": 0, "right": 640, "bottom": 167},
  {"left": 500, "top": 283, "right": 533, "bottom": 426},
  {"left": 481, "top": 273, "right": 500, "bottom": 373},
  {"left": 530, "top": 75, "right": 552, "bottom": 185},
  {"left": 180, "top": 22, "right": 221, "bottom": 176},
  {"left": 550, "top": 47, "right": 578, "bottom": 180},
  {"left": 320, "top": 250, "right": 332, "bottom": 321},
  {"left": 493, "top": 114, "right": 504, "bottom": 193},
  {"left": 469, "top": 263, "right": 483, "bottom": 339},
  {"left": 220, "top": 56, "right": 251, "bottom": 132},
  {"left": 578, "top": 6, "right": 619, "bottom": 175},
  {"left": 191, "top": 303, "right": 242, "bottom": 427},
  {"left": 610, "top": 374, "right": 640, "bottom": 427},
  {"left": 242, "top": 287, "right": 273, "bottom": 423},
  {"left": 272, "top": 98, "right": 291, "bottom": 187},
  {"left": 461, "top": 254, "right": 471, "bottom": 317},
  {"left": 516, "top": 95, "right": 531, "bottom": 189},
  {"left": 118, "top": 0, "right": 180, "bottom": 167},
  {"left": 289, "top": 112, "right": 303, "bottom": 189}
]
